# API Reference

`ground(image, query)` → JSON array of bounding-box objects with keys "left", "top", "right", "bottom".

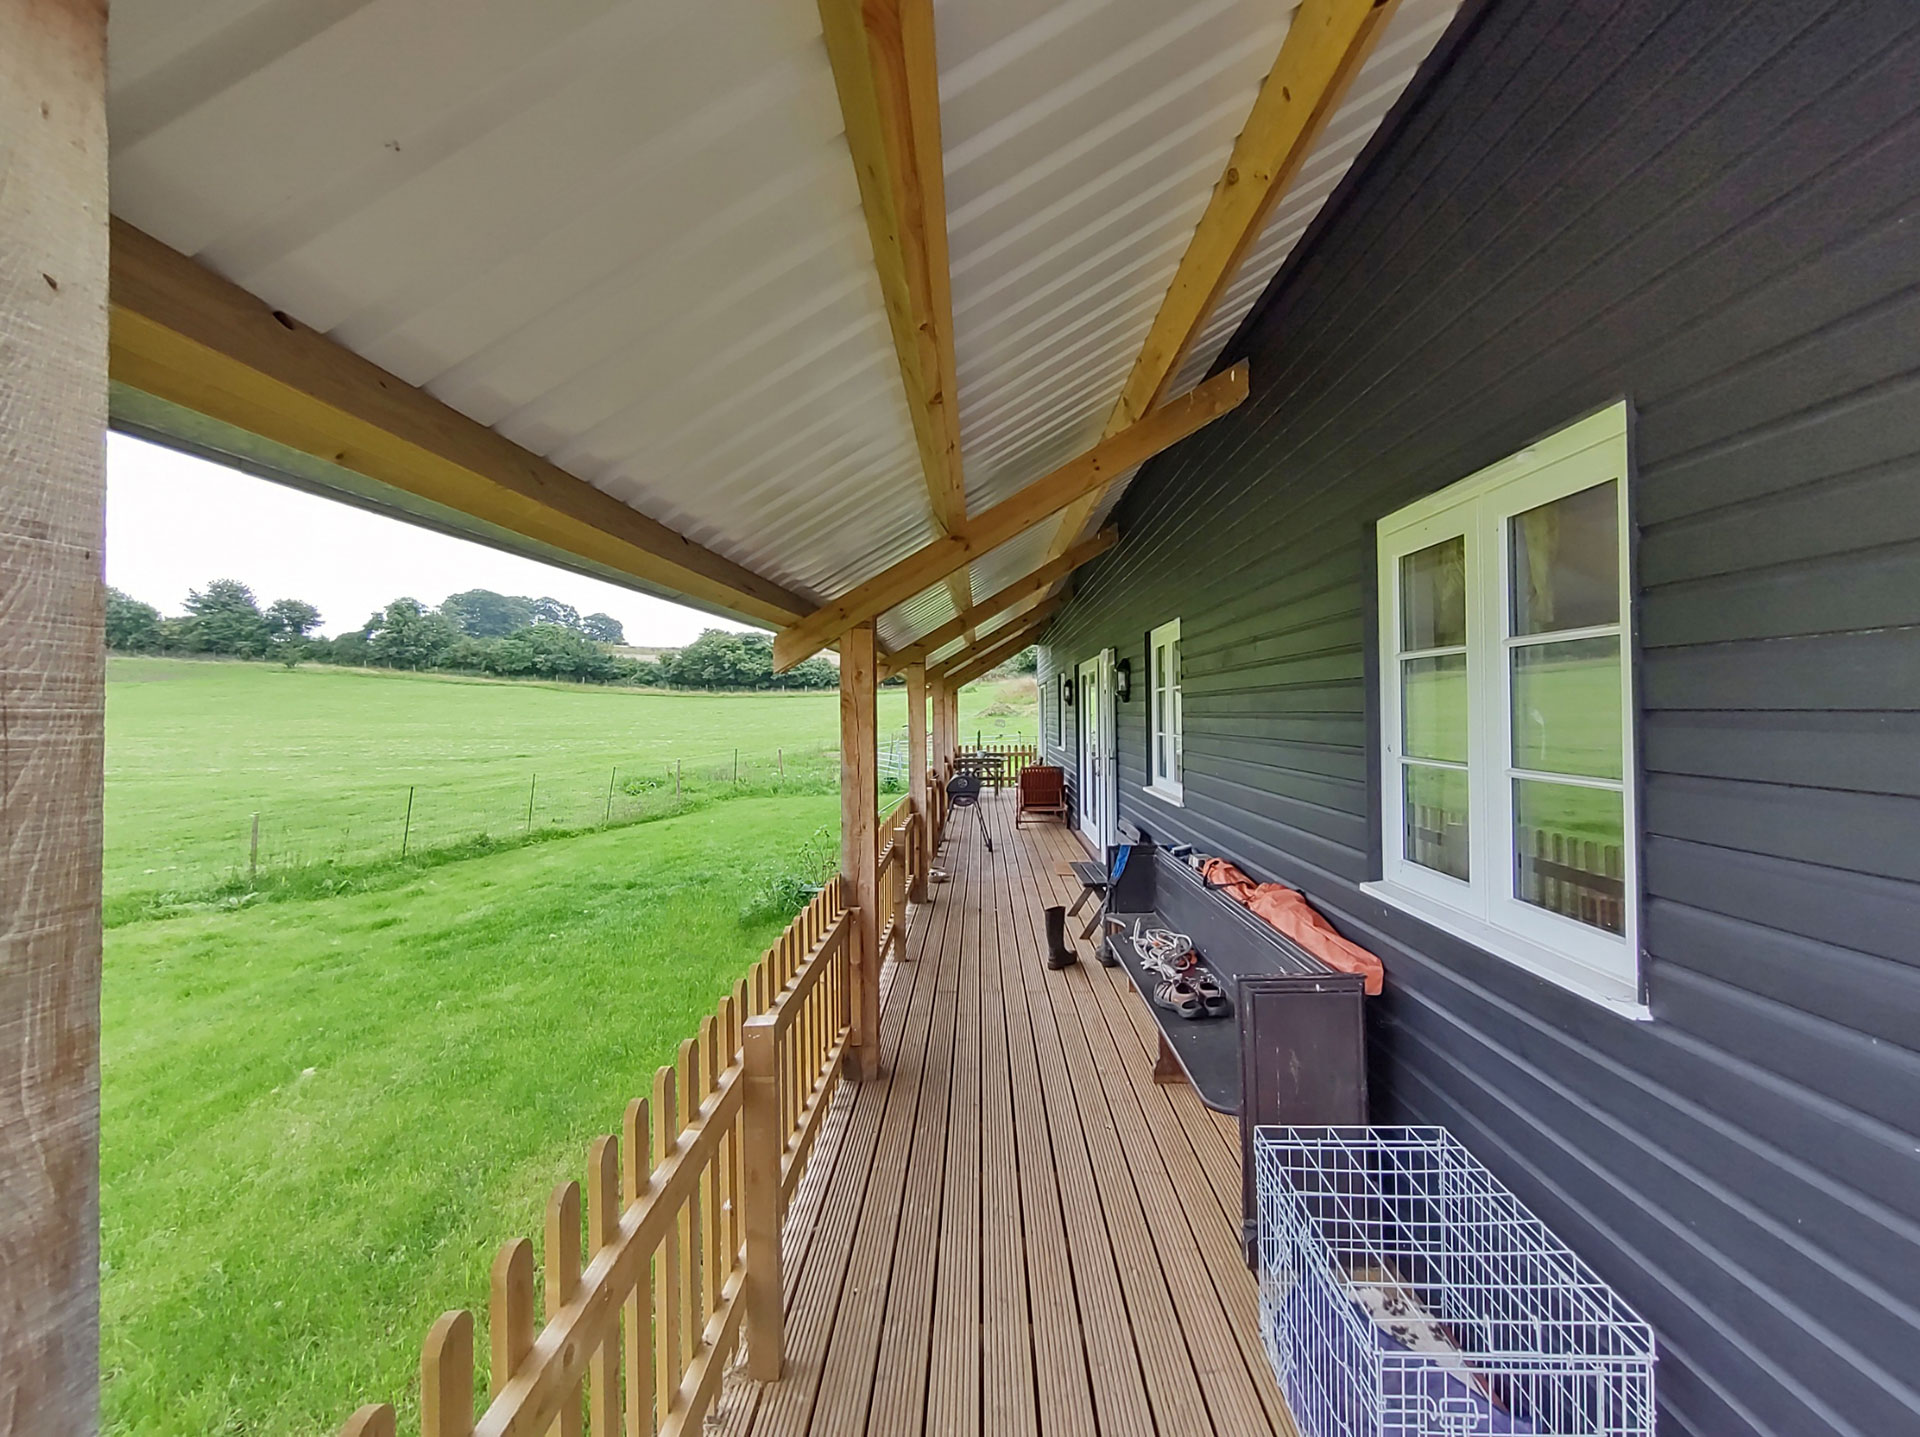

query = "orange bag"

[{"left": 1199, "top": 859, "right": 1384, "bottom": 996}]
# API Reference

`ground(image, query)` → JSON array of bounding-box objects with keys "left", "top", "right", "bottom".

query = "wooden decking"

[{"left": 715, "top": 793, "right": 1294, "bottom": 1437}]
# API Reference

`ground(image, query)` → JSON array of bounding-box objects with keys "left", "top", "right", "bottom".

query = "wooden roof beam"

[
  {"left": 817, "top": 0, "right": 973, "bottom": 620},
  {"left": 1046, "top": 0, "right": 1399, "bottom": 558},
  {"left": 880, "top": 526, "right": 1116, "bottom": 680},
  {"left": 772, "top": 362, "right": 1248, "bottom": 671},
  {"left": 928, "top": 596, "right": 1062, "bottom": 682},
  {"left": 109, "top": 221, "right": 811, "bottom": 629},
  {"left": 945, "top": 611, "right": 1056, "bottom": 689}
]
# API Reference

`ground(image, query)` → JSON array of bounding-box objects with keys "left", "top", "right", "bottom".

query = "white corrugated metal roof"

[{"left": 106, "top": 0, "right": 1459, "bottom": 654}]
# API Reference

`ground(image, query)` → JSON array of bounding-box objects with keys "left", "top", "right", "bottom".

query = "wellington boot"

[{"left": 1044, "top": 905, "right": 1077, "bottom": 970}]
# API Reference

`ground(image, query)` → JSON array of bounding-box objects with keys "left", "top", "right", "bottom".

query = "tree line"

[{"left": 105, "top": 582, "right": 842, "bottom": 689}]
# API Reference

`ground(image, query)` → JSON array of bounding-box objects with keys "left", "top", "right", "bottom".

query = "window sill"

[
  {"left": 1142, "top": 782, "right": 1184, "bottom": 807},
  {"left": 1359, "top": 880, "right": 1652, "bottom": 1021}
]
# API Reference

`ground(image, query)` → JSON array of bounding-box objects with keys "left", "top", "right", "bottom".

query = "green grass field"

[
  {"left": 102, "top": 801, "right": 837, "bottom": 1434},
  {"left": 101, "top": 659, "right": 1036, "bottom": 1434},
  {"left": 106, "top": 658, "right": 1037, "bottom": 916}
]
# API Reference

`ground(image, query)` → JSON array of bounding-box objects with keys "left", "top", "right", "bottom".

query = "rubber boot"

[{"left": 1044, "top": 905, "right": 1077, "bottom": 970}]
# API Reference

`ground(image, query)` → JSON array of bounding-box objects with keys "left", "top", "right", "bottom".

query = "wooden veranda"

[{"left": 717, "top": 792, "right": 1292, "bottom": 1437}]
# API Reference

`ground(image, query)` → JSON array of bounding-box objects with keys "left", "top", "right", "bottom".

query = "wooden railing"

[
  {"left": 957, "top": 740, "right": 1038, "bottom": 774},
  {"left": 340, "top": 878, "right": 855, "bottom": 1437},
  {"left": 955, "top": 741, "right": 1037, "bottom": 795},
  {"left": 924, "top": 770, "right": 949, "bottom": 853},
  {"left": 875, "top": 799, "right": 918, "bottom": 964}
]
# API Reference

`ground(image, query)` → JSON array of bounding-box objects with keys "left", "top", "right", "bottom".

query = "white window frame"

[
  {"left": 1362, "top": 403, "right": 1647, "bottom": 1017},
  {"left": 1145, "top": 618, "right": 1183, "bottom": 804}
]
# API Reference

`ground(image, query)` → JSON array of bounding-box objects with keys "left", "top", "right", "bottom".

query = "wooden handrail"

[
  {"left": 767, "top": 909, "right": 850, "bottom": 1041},
  {"left": 346, "top": 877, "right": 856, "bottom": 1437},
  {"left": 477, "top": 1067, "right": 744, "bottom": 1435}
]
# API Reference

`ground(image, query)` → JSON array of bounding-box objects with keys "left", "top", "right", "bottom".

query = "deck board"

[{"left": 734, "top": 793, "right": 1294, "bottom": 1437}]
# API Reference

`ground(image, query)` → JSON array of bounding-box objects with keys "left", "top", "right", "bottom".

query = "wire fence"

[{"left": 164, "top": 736, "right": 924, "bottom": 904}]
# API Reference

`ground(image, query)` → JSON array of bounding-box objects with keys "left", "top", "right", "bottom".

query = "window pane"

[
  {"left": 1400, "top": 537, "right": 1466, "bottom": 650},
  {"left": 1510, "top": 481, "right": 1618, "bottom": 635},
  {"left": 1404, "top": 763, "right": 1469, "bottom": 881},
  {"left": 1402, "top": 654, "right": 1467, "bottom": 763},
  {"left": 1511, "top": 637, "right": 1622, "bottom": 779},
  {"left": 1513, "top": 779, "right": 1625, "bottom": 934}
]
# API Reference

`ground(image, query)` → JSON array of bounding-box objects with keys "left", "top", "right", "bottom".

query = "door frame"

[{"left": 1076, "top": 650, "right": 1116, "bottom": 851}]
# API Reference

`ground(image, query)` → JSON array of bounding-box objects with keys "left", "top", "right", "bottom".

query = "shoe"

[
  {"left": 1189, "top": 964, "right": 1231, "bottom": 1018},
  {"left": 1044, "top": 905, "right": 1078, "bottom": 970}
]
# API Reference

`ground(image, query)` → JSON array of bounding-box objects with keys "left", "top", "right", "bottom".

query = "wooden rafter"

[
  {"left": 880, "top": 526, "right": 1115, "bottom": 679},
  {"left": 817, "top": 0, "right": 974, "bottom": 619},
  {"left": 929, "top": 596, "right": 1061, "bottom": 681},
  {"left": 108, "top": 221, "right": 811, "bottom": 629},
  {"left": 945, "top": 610, "right": 1056, "bottom": 689},
  {"left": 1047, "top": 0, "right": 1399, "bottom": 559},
  {"left": 772, "top": 363, "right": 1248, "bottom": 671}
]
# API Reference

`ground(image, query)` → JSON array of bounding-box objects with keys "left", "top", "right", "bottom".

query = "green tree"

[
  {"left": 317, "top": 630, "right": 371, "bottom": 667},
  {"left": 367, "top": 598, "right": 458, "bottom": 670},
  {"left": 610, "top": 655, "right": 662, "bottom": 686},
  {"left": 438, "top": 589, "right": 535, "bottom": 638},
  {"left": 155, "top": 615, "right": 199, "bottom": 653},
  {"left": 441, "top": 635, "right": 497, "bottom": 672},
  {"left": 580, "top": 611, "right": 624, "bottom": 644},
  {"left": 262, "top": 598, "right": 322, "bottom": 666},
  {"left": 488, "top": 623, "right": 612, "bottom": 681},
  {"left": 183, "top": 579, "right": 271, "bottom": 658},
  {"left": 662, "top": 629, "right": 764, "bottom": 688},
  {"left": 105, "top": 588, "right": 163, "bottom": 652},
  {"left": 784, "top": 654, "right": 839, "bottom": 690},
  {"left": 528, "top": 597, "right": 581, "bottom": 631}
]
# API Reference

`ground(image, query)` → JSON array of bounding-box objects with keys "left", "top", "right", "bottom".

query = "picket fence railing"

[
  {"left": 957, "top": 740, "right": 1038, "bottom": 773},
  {"left": 875, "top": 797, "right": 921, "bottom": 962},
  {"left": 338, "top": 836, "right": 903, "bottom": 1436}
]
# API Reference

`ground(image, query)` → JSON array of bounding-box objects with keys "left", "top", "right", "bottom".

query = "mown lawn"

[
  {"left": 101, "top": 798, "right": 839, "bottom": 1436},
  {"left": 106, "top": 658, "right": 1037, "bottom": 910}
]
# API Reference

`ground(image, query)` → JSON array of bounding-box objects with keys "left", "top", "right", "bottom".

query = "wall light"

[{"left": 1114, "top": 658, "right": 1133, "bottom": 702}]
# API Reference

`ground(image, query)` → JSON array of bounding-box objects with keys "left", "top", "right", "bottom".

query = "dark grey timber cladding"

[{"left": 1036, "top": 3, "right": 1920, "bottom": 1434}]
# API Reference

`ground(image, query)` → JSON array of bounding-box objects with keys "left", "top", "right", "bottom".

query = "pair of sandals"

[
  {"left": 1152, "top": 963, "right": 1230, "bottom": 1021},
  {"left": 1131, "top": 921, "right": 1230, "bottom": 1021}
]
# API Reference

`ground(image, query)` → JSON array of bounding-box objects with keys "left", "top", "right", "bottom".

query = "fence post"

[
  {"left": 401, "top": 787, "right": 414, "bottom": 860},
  {"left": 741, "top": 1014, "right": 784, "bottom": 1380}
]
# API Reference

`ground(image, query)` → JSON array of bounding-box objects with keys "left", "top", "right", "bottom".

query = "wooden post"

[
  {"left": 929, "top": 676, "right": 949, "bottom": 772},
  {"left": 905, "top": 663, "right": 929, "bottom": 901},
  {"left": 741, "top": 1015, "right": 783, "bottom": 1379},
  {"left": 0, "top": 6, "right": 109, "bottom": 1432},
  {"left": 839, "top": 622, "right": 880, "bottom": 1081}
]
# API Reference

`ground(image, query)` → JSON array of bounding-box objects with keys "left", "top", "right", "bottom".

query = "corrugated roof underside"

[
  {"left": 105, "top": 0, "right": 1458, "bottom": 652},
  {"left": 107, "top": 0, "right": 937, "bottom": 606},
  {"left": 878, "top": 0, "right": 1459, "bottom": 645}
]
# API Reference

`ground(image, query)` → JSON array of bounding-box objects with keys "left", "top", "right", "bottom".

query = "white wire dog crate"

[{"left": 1256, "top": 1127, "right": 1654, "bottom": 1437}]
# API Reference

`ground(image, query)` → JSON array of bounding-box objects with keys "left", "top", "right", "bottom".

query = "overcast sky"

[{"left": 105, "top": 433, "right": 759, "bottom": 646}]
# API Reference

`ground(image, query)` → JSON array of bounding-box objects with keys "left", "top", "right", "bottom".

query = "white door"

[{"left": 1076, "top": 652, "right": 1115, "bottom": 850}]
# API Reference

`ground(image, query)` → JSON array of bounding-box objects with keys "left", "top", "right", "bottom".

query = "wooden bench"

[{"left": 1102, "top": 840, "right": 1369, "bottom": 1260}]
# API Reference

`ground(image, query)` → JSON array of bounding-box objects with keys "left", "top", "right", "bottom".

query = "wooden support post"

[
  {"left": 839, "top": 622, "right": 880, "bottom": 1081},
  {"left": 905, "top": 663, "right": 929, "bottom": 901},
  {"left": 930, "top": 676, "right": 950, "bottom": 770},
  {"left": 741, "top": 1016, "right": 783, "bottom": 1379},
  {"left": 0, "top": 5, "right": 109, "bottom": 1433}
]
